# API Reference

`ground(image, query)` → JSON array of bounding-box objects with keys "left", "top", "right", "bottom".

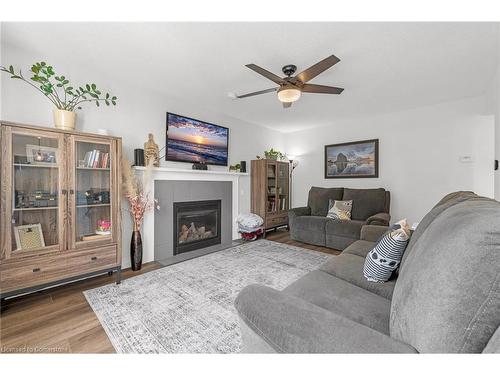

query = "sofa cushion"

[
  {"left": 343, "top": 239, "right": 376, "bottom": 258},
  {"left": 342, "top": 188, "right": 387, "bottom": 221},
  {"left": 307, "top": 187, "right": 344, "bottom": 216},
  {"left": 400, "top": 191, "right": 480, "bottom": 269},
  {"left": 390, "top": 199, "right": 500, "bottom": 353},
  {"left": 284, "top": 270, "right": 391, "bottom": 334},
  {"left": 320, "top": 253, "right": 396, "bottom": 300},
  {"left": 325, "top": 219, "right": 364, "bottom": 239},
  {"left": 235, "top": 284, "right": 417, "bottom": 353},
  {"left": 290, "top": 216, "right": 329, "bottom": 246},
  {"left": 293, "top": 216, "right": 329, "bottom": 232},
  {"left": 483, "top": 326, "right": 500, "bottom": 353}
]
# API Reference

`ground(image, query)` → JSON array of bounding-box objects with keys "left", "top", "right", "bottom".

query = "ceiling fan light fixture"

[{"left": 277, "top": 87, "right": 301, "bottom": 103}]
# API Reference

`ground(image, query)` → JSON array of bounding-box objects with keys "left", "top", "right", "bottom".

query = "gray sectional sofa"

[
  {"left": 288, "top": 187, "right": 391, "bottom": 250},
  {"left": 235, "top": 191, "right": 500, "bottom": 353}
]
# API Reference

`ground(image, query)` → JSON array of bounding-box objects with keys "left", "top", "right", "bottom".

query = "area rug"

[{"left": 84, "top": 239, "right": 331, "bottom": 353}]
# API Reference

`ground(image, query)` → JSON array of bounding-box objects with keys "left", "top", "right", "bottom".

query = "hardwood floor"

[
  {"left": 0, "top": 263, "right": 161, "bottom": 353},
  {"left": 0, "top": 229, "right": 337, "bottom": 353},
  {"left": 265, "top": 228, "right": 342, "bottom": 256}
]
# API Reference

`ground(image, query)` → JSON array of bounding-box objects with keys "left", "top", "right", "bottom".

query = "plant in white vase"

[{"left": 0, "top": 62, "right": 117, "bottom": 130}]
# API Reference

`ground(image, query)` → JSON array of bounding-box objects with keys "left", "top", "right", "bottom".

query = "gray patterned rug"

[{"left": 84, "top": 240, "right": 331, "bottom": 353}]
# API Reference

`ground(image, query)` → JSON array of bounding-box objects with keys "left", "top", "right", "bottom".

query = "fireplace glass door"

[{"left": 173, "top": 200, "right": 222, "bottom": 255}]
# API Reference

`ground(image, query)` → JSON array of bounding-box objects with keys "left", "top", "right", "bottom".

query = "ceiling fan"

[{"left": 235, "top": 54, "right": 344, "bottom": 108}]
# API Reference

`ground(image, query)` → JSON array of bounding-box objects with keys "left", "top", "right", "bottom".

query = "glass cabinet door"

[
  {"left": 277, "top": 162, "right": 289, "bottom": 212},
  {"left": 266, "top": 163, "right": 277, "bottom": 214},
  {"left": 10, "top": 131, "right": 64, "bottom": 254},
  {"left": 73, "top": 139, "right": 113, "bottom": 246}
]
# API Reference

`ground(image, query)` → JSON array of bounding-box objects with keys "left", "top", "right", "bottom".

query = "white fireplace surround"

[{"left": 133, "top": 166, "right": 249, "bottom": 264}]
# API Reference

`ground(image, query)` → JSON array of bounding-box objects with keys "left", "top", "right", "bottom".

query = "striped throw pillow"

[
  {"left": 363, "top": 219, "right": 411, "bottom": 282},
  {"left": 326, "top": 199, "right": 352, "bottom": 220}
]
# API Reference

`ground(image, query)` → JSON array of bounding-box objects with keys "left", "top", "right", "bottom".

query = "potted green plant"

[
  {"left": 1, "top": 62, "right": 117, "bottom": 130},
  {"left": 229, "top": 163, "right": 241, "bottom": 172},
  {"left": 256, "top": 148, "right": 286, "bottom": 161}
]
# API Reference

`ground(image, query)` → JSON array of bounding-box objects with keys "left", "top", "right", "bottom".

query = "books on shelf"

[
  {"left": 268, "top": 197, "right": 288, "bottom": 211},
  {"left": 82, "top": 150, "right": 110, "bottom": 169}
]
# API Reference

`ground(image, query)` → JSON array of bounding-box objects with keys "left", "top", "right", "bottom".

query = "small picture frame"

[
  {"left": 25, "top": 144, "right": 58, "bottom": 165},
  {"left": 14, "top": 223, "right": 46, "bottom": 251}
]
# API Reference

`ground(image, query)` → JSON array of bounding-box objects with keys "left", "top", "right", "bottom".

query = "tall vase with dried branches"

[{"left": 122, "top": 159, "right": 158, "bottom": 271}]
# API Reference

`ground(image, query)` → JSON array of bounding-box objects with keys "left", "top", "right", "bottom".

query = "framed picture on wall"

[{"left": 324, "top": 139, "right": 379, "bottom": 178}]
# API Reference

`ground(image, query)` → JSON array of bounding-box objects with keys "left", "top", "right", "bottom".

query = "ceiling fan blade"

[
  {"left": 236, "top": 87, "right": 278, "bottom": 99},
  {"left": 283, "top": 102, "right": 292, "bottom": 109},
  {"left": 301, "top": 84, "right": 344, "bottom": 94},
  {"left": 296, "top": 55, "right": 340, "bottom": 83},
  {"left": 246, "top": 64, "right": 285, "bottom": 84}
]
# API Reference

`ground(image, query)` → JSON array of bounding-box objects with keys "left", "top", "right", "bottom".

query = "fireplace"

[{"left": 173, "top": 200, "right": 222, "bottom": 255}]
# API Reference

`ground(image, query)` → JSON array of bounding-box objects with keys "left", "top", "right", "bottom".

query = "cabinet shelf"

[
  {"left": 14, "top": 163, "right": 59, "bottom": 169},
  {"left": 13, "top": 206, "right": 59, "bottom": 212},
  {"left": 76, "top": 167, "right": 110, "bottom": 171},
  {"left": 76, "top": 203, "right": 111, "bottom": 208}
]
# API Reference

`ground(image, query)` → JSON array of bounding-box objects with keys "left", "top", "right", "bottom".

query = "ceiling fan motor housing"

[{"left": 282, "top": 64, "right": 297, "bottom": 77}]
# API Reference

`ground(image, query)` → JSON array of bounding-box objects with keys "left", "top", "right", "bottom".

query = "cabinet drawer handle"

[
  {"left": 32, "top": 267, "right": 40, "bottom": 272},
  {"left": 91, "top": 256, "right": 98, "bottom": 261}
]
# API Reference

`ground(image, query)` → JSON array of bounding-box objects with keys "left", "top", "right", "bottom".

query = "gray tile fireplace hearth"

[{"left": 154, "top": 180, "right": 233, "bottom": 263}]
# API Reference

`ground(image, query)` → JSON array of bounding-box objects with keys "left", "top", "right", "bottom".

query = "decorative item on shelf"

[
  {"left": 13, "top": 155, "right": 30, "bottom": 164},
  {"left": 192, "top": 161, "right": 208, "bottom": 170},
  {"left": 256, "top": 148, "right": 286, "bottom": 161},
  {"left": 26, "top": 142, "right": 57, "bottom": 165},
  {"left": 15, "top": 190, "right": 58, "bottom": 208},
  {"left": 229, "top": 163, "right": 241, "bottom": 172},
  {"left": 14, "top": 223, "right": 45, "bottom": 251},
  {"left": 122, "top": 158, "right": 159, "bottom": 271},
  {"left": 325, "top": 139, "right": 379, "bottom": 178},
  {"left": 0, "top": 62, "right": 117, "bottom": 131},
  {"left": 134, "top": 148, "right": 145, "bottom": 167},
  {"left": 240, "top": 161, "right": 247, "bottom": 173},
  {"left": 96, "top": 220, "right": 112, "bottom": 235},
  {"left": 76, "top": 189, "right": 110, "bottom": 206},
  {"left": 144, "top": 133, "right": 160, "bottom": 167}
]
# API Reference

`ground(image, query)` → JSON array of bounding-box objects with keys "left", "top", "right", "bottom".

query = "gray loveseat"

[
  {"left": 288, "top": 187, "right": 391, "bottom": 250},
  {"left": 235, "top": 191, "right": 500, "bottom": 353}
]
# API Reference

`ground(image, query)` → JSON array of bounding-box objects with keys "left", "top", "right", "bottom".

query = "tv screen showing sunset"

[{"left": 166, "top": 113, "right": 229, "bottom": 166}]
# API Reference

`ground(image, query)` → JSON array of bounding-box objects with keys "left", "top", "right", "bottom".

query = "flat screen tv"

[{"left": 166, "top": 112, "right": 229, "bottom": 166}]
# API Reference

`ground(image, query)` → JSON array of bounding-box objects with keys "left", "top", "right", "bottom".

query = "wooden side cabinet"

[
  {"left": 251, "top": 159, "right": 290, "bottom": 234},
  {"left": 0, "top": 122, "right": 122, "bottom": 298}
]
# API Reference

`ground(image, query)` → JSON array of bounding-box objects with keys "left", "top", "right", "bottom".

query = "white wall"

[
  {"left": 495, "top": 28, "right": 500, "bottom": 200},
  {"left": 285, "top": 97, "right": 495, "bottom": 225},
  {"left": 1, "top": 42, "right": 284, "bottom": 268},
  {"left": 485, "top": 25, "right": 500, "bottom": 200}
]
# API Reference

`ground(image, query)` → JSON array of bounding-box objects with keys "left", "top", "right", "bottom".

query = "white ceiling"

[{"left": 2, "top": 22, "right": 499, "bottom": 132}]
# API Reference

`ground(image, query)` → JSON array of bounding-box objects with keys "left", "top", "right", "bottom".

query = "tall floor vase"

[{"left": 130, "top": 230, "right": 143, "bottom": 271}]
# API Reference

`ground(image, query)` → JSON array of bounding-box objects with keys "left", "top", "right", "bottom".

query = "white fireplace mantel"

[{"left": 133, "top": 166, "right": 249, "bottom": 263}]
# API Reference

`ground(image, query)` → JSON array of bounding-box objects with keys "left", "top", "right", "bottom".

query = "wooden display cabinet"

[
  {"left": 0, "top": 122, "right": 122, "bottom": 298},
  {"left": 251, "top": 159, "right": 290, "bottom": 235}
]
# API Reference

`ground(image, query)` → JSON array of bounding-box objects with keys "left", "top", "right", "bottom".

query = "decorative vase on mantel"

[
  {"left": 130, "top": 230, "right": 143, "bottom": 271},
  {"left": 53, "top": 109, "right": 76, "bottom": 131}
]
